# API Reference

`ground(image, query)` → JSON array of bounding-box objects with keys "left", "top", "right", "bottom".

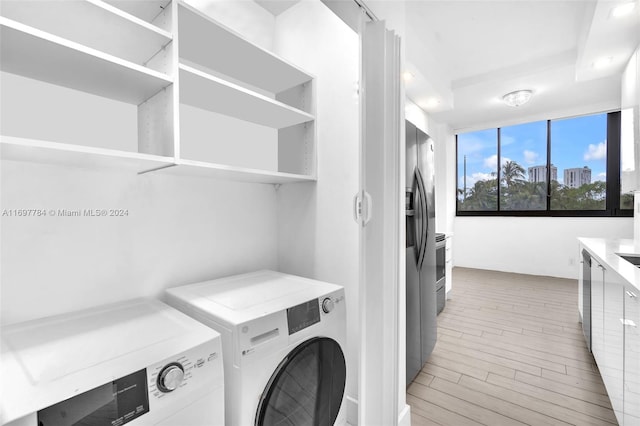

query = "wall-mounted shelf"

[
  {"left": 177, "top": 2, "right": 312, "bottom": 93},
  {"left": 0, "top": 18, "right": 172, "bottom": 104},
  {"left": 179, "top": 64, "right": 314, "bottom": 129},
  {"left": 103, "top": 0, "right": 171, "bottom": 24},
  {"left": 0, "top": 0, "right": 172, "bottom": 67},
  {"left": 1, "top": 136, "right": 174, "bottom": 173},
  {"left": 160, "top": 159, "right": 316, "bottom": 184},
  {"left": 1, "top": 1, "right": 316, "bottom": 184}
]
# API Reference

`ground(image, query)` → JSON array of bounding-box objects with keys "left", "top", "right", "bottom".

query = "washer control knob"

[
  {"left": 322, "top": 297, "right": 335, "bottom": 314},
  {"left": 157, "top": 363, "right": 184, "bottom": 393}
]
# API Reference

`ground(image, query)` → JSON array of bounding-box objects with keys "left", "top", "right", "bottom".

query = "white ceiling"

[
  {"left": 260, "top": 0, "right": 639, "bottom": 131},
  {"left": 397, "top": 0, "right": 640, "bottom": 131}
]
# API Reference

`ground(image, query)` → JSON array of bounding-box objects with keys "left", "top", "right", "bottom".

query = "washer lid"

[
  {"left": 198, "top": 272, "right": 318, "bottom": 310},
  {"left": 166, "top": 270, "right": 344, "bottom": 325}
]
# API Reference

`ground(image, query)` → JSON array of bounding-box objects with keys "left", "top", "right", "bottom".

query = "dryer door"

[{"left": 255, "top": 337, "right": 346, "bottom": 426}]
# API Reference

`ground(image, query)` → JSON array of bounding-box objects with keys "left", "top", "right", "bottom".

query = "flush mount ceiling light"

[
  {"left": 502, "top": 90, "right": 533, "bottom": 107},
  {"left": 420, "top": 97, "right": 441, "bottom": 109},
  {"left": 611, "top": 2, "right": 637, "bottom": 18}
]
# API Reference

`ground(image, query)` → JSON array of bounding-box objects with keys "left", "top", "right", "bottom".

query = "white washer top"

[
  {"left": 1, "top": 298, "right": 220, "bottom": 424},
  {"left": 165, "top": 270, "right": 343, "bottom": 326}
]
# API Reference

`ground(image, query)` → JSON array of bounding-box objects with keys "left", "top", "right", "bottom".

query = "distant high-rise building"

[
  {"left": 564, "top": 166, "right": 591, "bottom": 188},
  {"left": 528, "top": 165, "right": 557, "bottom": 183}
]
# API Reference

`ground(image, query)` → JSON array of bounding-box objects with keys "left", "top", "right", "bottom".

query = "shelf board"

[
  {"left": 179, "top": 64, "right": 314, "bottom": 129},
  {"left": 178, "top": 1, "right": 312, "bottom": 94},
  {"left": 0, "top": 0, "right": 172, "bottom": 66},
  {"left": 1, "top": 136, "right": 174, "bottom": 173},
  {"left": 103, "top": 0, "right": 171, "bottom": 24},
  {"left": 159, "top": 158, "right": 317, "bottom": 184},
  {"left": 0, "top": 17, "right": 172, "bottom": 105}
]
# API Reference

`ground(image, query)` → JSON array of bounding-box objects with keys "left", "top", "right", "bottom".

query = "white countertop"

[{"left": 578, "top": 237, "right": 640, "bottom": 291}]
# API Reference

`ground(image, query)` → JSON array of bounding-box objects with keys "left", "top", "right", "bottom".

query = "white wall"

[
  {"left": 273, "top": 0, "right": 360, "bottom": 420},
  {"left": 454, "top": 216, "right": 633, "bottom": 279},
  {"left": 0, "top": 0, "right": 283, "bottom": 326},
  {"left": 0, "top": 160, "right": 278, "bottom": 325},
  {"left": 183, "top": 0, "right": 275, "bottom": 51}
]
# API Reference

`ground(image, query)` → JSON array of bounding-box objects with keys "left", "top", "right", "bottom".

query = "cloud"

[
  {"left": 584, "top": 141, "right": 606, "bottom": 161},
  {"left": 595, "top": 172, "right": 606, "bottom": 182},
  {"left": 501, "top": 135, "right": 515, "bottom": 146},
  {"left": 523, "top": 150, "right": 539, "bottom": 165},
  {"left": 459, "top": 172, "right": 495, "bottom": 188},
  {"left": 483, "top": 155, "right": 511, "bottom": 170}
]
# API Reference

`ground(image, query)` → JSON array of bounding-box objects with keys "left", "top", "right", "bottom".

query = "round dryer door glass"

[{"left": 255, "top": 337, "right": 346, "bottom": 426}]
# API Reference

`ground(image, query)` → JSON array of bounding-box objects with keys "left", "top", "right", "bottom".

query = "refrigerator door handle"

[{"left": 414, "top": 167, "right": 428, "bottom": 270}]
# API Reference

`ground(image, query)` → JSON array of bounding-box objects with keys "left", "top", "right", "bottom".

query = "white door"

[{"left": 357, "top": 18, "right": 403, "bottom": 426}]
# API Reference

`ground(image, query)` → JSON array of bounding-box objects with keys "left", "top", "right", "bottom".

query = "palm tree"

[{"left": 501, "top": 160, "right": 526, "bottom": 188}]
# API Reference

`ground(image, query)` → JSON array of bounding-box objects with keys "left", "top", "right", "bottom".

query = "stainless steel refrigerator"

[{"left": 405, "top": 120, "right": 437, "bottom": 385}]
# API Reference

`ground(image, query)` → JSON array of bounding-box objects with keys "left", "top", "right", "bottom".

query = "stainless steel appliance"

[
  {"left": 405, "top": 120, "right": 437, "bottom": 385},
  {"left": 435, "top": 233, "right": 446, "bottom": 315}
]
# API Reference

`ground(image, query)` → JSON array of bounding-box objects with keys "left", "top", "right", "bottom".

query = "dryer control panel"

[{"left": 35, "top": 340, "right": 222, "bottom": 426}]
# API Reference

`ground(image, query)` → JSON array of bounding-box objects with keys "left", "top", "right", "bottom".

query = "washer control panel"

[
  {"left": 157, "top": 362, "right": 184, "bottom": 393},
  {"left": 321, "top": 297, "right": 335, "bottom": 314},
  {"left": 148, "top": 343, "right": 221, "bottom": 401}
]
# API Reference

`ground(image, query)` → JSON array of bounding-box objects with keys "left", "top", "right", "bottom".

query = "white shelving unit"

[
  {"left": 163, "top": 159, "right": 317, "bottom": 184},
  {"left": 0, "top": 0, "right": 172, "bottom": 67},
  {"left": 1, "top": 136, "right": 173, "bottom": 172},
  {"left": 0, "top": 18, "right": 172, "bottom": 104},
  {"left": 103, "top": 0, "right": 172, "bottom": 24},
  {"left": 177, "top": 2, "right": 311, "bottom": 94},
  {"left": 1, "top": 0, "right": 316, "bottom": 183},
  {"left": 179, "top": 65, "right": 314, "bottom": 129}
]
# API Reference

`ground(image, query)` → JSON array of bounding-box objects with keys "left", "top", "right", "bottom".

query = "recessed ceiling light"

[
  {"left": 611, "top": 2, "right": 636, "bottom": 18},
  {"left": 420, "top": 98, "right": 441, "bottom": 109},
  {"left": 593, "top": 56, "right": 614, "bottom": 69},
  {"left": 502, "top": 90, "right": 532, "bottom": 107},
  {"left": 402, "top": 71, "right": 414, "bottom": 83}
]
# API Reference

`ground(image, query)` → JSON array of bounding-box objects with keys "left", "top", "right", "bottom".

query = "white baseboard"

[
  {"left": 345, "top": 398, "right": 411, "bottom": 426},
  {"left": 346, "top": 395, "right": 358, "bottom": 426},
  {"left": 398, "top": 404, "right": 411, "bottom": 426}
]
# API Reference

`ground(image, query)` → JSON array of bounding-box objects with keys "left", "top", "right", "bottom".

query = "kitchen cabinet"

[
  {"left": 580, "top": 239, "right": 640, "bottom": 425},
  {"left": 0, "top": 0, "right": 316, "bottom": 184},
  {"left": 621, "top": 46, "right": 640, "bottom": 193},
  {"left": 445, "top": 235, "right": 453, "bottom": 298},
  {"left": 589, "top": 256, "right": 625, "bottom": 425},
  {"left": 602, "top": 270, "right": 625, "bottom": 424},
  {"left": 625, "top": 284, "right": 640, "bottom": 426},
  {"left": 591, "top": 258, "right": 605, "bottom": 360}
]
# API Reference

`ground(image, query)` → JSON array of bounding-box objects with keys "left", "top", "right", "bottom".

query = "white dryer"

[
  {"left": 165, "top": 270, "right": 347, "bottom": 426},
  {"left": 1, "top": 299, "right": 225, "bottom": 426}
]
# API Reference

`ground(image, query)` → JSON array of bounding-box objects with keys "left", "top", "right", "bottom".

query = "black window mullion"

[
  {"left": 497, "top": 128, "right": 501, "bottom": 211},
  {"left": 606, "top": 112, "right": 622, "bottom": 216},
  {"left": 546, "top": 120, "right": 551, "bottom": 211}
]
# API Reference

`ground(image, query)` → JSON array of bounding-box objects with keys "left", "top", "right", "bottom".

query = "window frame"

[{"left": 455, "top": 111, "right": 632, "bottom": 217}]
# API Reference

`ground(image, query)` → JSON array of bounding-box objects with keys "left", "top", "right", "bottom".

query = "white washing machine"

[
  {"left": 165, "top": 270, "right": 347, "bottom": 426},
  {"left": 1, "top": 298, "right": 225, "bottom": 426}
]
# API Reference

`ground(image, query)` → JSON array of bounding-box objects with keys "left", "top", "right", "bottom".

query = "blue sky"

[{"left": 457, "top": 113, "right": 607, "bottom": 188}]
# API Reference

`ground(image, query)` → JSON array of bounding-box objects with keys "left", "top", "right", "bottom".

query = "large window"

[
  {"left": 457, "top": 129, "right": 498, "bottom": 211},
  {"left": 456, "top": 111, "right": 630, "bottom": 217}
]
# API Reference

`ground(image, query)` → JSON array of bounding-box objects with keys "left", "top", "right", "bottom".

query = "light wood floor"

[{"left": 408, "top": 267, "right": 618, "bottom": 426}]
